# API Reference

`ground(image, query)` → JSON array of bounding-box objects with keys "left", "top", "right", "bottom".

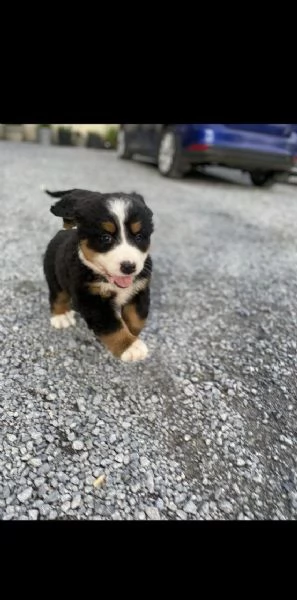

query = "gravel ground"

[{"left": 0, "top": 141, "right": 297, "bottom": 520}]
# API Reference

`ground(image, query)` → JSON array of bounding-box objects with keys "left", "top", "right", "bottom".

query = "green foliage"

[{"left": 104, "top": 126, "right": 118, "bottom": 149}]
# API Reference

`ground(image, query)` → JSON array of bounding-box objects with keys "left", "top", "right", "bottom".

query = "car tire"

[
  {"left": 250, "top": 171, "right": 276, "bottom": 188},
  {"left": 117, "top": 128, "right": 133, "bottom": 160},
  {"left": 157, "top": 128, "right": 187, "bottom": 178}
]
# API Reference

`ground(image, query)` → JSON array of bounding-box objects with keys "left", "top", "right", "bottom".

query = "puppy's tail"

[{"left": 44, "top": 189, "right": 75, "bottom": 198}]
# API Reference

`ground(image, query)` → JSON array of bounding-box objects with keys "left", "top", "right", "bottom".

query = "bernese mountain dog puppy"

[{"left": 43, "top": 189, "right": 154, "bottom": 362}]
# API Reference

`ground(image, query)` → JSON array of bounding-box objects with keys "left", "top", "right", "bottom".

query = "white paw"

[
  {"left": 50, "top": 310, "right": 76, "bottom": 329},
  {"left": 121, "top": 339, "right": 148, "bottom": 362}
]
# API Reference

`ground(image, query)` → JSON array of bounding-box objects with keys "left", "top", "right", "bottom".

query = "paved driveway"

[{"left": 0, "top": 142, "right": 296, "bottom": 520}]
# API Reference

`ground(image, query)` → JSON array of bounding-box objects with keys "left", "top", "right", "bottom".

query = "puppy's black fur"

[{"left": 43, "top": 189, "right": 154, "bottom": 360}]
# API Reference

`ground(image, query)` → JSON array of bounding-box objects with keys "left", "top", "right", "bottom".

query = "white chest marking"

[{"left": 89, "top": 279, "right": 147, "bottom": 308}]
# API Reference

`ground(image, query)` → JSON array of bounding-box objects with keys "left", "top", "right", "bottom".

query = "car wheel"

[
  {"left": 157, "top": 128, "right": 187, "bottom": 178},
  {"left": 117, "top": 128, "right": 132, "bottom": 159},
  {"left": 250, "top": 171, "right": 276, "bottom": 188}
]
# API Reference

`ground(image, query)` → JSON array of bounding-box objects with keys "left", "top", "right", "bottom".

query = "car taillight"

[{"left": 187, "top": 143, "right": 209, "bottom": 151}]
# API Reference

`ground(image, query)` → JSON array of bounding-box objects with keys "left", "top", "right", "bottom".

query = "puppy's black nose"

[{"left": 120, "top": 261, "right": 136, "bottom": 275}]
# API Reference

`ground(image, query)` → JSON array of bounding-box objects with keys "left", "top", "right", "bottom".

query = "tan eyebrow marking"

[
  {"left": 130, "top": 221, "right": 142, "bottom": 234},
  {"left": 101, "top": 221, "right": 116, "bottom": 234}
]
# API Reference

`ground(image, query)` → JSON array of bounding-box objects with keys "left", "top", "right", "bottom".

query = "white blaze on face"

[{"left": 92, "top": 198, "right": 147, "bottom": 277}]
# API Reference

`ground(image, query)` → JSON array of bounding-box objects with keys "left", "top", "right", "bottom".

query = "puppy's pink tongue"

[{"left": 109, "top": 275, "right": 133, "bottom": 288}]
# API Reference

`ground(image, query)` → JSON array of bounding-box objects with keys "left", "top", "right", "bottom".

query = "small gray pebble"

[
  {"left": 176, "top": 510, "right": 187, "bottom": 520},
  {"left": 136, "top": 511, "right": 146, "bottom": 520},
  {"left": 184, "top": 384, "right": 195, "bottom": 397},
  {"left": 29, "top": 509, "right": 39, "bottom": 520},
  {"left": 61, "top": 501, "right": 71, "bottom": 512},
  {"left": 77, "top": 398, "right": 86, "bottom": 412},
  {"left": 147, "top": 413, "right": 156, "bottom": 422},
  {"left": 115, "top": 454, "right": 124, "bottom": 463},
  {"left": 39, "top": 464, "right": 50, "bottom": 475},
  {"left": 30, "top": 458, "right": 42, "bottom": 467},
  {"left": 184, "top": 500, "right": 197, "bottom": 515},
  {"left": 34, "top": 477, "right": 45, "bottom": 487},
  {"left": 18, "top": 487, "right": 33, "bottom": 503},
  {"left": 146, "top": 471, "right": 155, "bottom": 493},
  {"left": 145, "top": 506, "right": 161, "bottom": 520},
  {"left": 155, "top": 498, "right": 164, "bottom": 511},
  {"left": 85, "top": 476, "right": 94, "bottom": 486},
  {"left": 71, "top": 494, "right": 81, "bottom": 509},
  {"left": 72, "top": 440, "right": 84, "bottom": 451},
  {"left": 220, "top": 501, "right": 233, "bottom": 514},
  {"left": 47, "top": 491, "right": 59, "bottom": 503},
  {"left": 3, "top": 487, "right": 11, "bottom": 499},
  {"left": 131, "top": 482, "right": 141, "bottom": 493}
]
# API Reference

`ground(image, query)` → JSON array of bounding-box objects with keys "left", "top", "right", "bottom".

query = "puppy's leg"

[
  {"left": 122, "top": 287, "right": 150, "bottom": 337},
  {"left": 49, "top": 289, "right": 76, "bottom": 329},
  {"left": 76, "top": 292, "right": 148, "bottom": 362},
  {"left": 101, "top": 323, "right": 148, "bottom": 362},
  {"left": 44, "top": 258, "right": 75, "bottom": 329}
]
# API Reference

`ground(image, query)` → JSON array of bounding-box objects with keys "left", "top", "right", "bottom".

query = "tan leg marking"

[
  {"left": 50, "top": 291, "right": 76, "bottom": 329},
  {"left": 63, "top": 219, "right": 76, "bottom": 229},
  {"left": 52, "top": 291, "right": 71, "bottom": 315},
  {"left": 99, "top": 320, "right": 148, "bottom": 362},
  {"left": 99, "top": 321, "right": 136, "bottom": 358},
  {"left": 122, "top": 303, "right": 146, "bottom": 336}
]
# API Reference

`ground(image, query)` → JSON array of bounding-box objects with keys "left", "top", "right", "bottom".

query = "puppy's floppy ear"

[
  {"left": 46, "top": 188, "right": 105, "bottom": 229},
  {"left": 50, "top": 196, "right": 76, "bottom": 220},
  {"left": 46, "top": 189, "right": 77, "bottom": 220},
  {"left": 45, "top": 189, "right": 75, "bottom": 199},
  {"left": 46, "top": 189, "right": 94, "bottom": 228},
  {"left": 130, "top": 191, "right": 154, "bottom": 219}
]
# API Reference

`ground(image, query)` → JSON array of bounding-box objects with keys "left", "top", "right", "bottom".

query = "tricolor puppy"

[{"left": 43, "top": 189, "right": 154, "bottom": 362}]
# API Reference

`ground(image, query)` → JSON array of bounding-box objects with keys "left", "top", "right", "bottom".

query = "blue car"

[
  {"left": 290, "top": 125, "right": 297, "bottom": 175},
  {"left": 117, "top": 124, "right": 296, "bottom": 187}
]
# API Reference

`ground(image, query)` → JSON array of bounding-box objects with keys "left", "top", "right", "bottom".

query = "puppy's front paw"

[
  {"left": 121, "top": 339, "right": 148, "bottom": 362},
  {"left": 50, "top": 310, "right": 76, "bottom": 329}
]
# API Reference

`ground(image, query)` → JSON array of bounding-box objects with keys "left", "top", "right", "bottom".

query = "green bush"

[{"left": 104, "top": 126, "right": 118, "bottom": 149}]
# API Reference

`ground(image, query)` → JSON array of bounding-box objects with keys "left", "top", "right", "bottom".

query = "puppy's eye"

[
  {"left": 135, "top": 233, "right": 143, "bottom": 242},
  {"left": 100, "top": 233, "right": 113, "bottom": 244}
]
